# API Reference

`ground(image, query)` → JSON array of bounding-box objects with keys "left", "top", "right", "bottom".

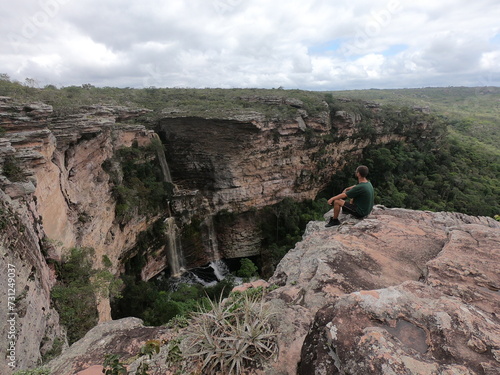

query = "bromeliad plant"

[{"left": 182, "top": 292, "right": 278, "bottom": 375}]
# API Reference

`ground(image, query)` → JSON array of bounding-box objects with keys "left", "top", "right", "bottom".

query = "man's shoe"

[{"left": 325, "top": 218, "right": 341, "bottom": 227}]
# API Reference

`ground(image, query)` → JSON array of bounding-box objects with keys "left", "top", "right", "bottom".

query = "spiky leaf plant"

[{"left": 182, "top": 292, "right": 278, "bottom": 375}]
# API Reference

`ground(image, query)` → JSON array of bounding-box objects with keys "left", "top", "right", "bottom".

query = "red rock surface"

[
  {"left": 265, "top": 207, "right": 500, "bottom": 374},
  {"left": 48, "top": 318, "right": 170, "bottom": 375}
]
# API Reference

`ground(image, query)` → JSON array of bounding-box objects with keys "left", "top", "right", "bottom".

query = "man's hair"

[{"left": 356, "top": 165, "right": 369, "bottom": 178}]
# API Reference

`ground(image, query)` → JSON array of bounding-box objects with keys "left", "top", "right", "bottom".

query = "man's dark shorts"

[{"left": 342, "top": 202, "right": 365, "bottom": 219}]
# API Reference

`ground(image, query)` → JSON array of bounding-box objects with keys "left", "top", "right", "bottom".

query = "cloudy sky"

[{"left": 1, "top": 0, "right": 500, "bottom": 90}]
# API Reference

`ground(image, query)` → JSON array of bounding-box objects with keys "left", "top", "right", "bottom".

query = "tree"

[
  {"left": 237, "top": 258, "right": 258, "bottom": 280},
  {"left": 24, "top": 78, "right": 38, "bottom": 88}
]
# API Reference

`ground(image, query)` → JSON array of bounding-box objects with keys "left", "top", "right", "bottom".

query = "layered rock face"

[
  {"left": 0, "top": 97, "right": 159, "bottom": 371},
  {"left": 0, "top": 97, "right": 156, "bottom": 264},
  {"left": 160, "top": 115, "right": 328, "bottom": 212},
  {"left": 159, "top": 98, "right": 413, "bottom": 258},
  {"left": 0, "top": 189, "right": 65, "bottom": 373},
  {"left": 160, "top": 108, "right": 408, "bottom": 214}
]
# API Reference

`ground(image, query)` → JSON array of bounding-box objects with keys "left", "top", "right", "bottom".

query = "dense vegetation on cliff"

[
  {"left": 2, "top": 77, "right": 499, "bottom": 248},
  {"left": 320, "top": 93, "right": 500, "bottom": 217},
  {"left": 333, "top": 86, "right": 500, "bottom": 148}
]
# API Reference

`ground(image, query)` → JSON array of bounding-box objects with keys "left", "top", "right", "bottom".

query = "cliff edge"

[
  {"left": 45, "top": 207, "right": 500, "bottom": 375},
  {"left": 269, "top": 207, "right": 500, "bottom": 375}
]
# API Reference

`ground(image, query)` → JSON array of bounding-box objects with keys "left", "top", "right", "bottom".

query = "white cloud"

[
  {"left": 0, "top": 0, "right": 499, "bottom": 89},
  {"left": 480, "top": 51, "right": 500, "bottom": 71}
]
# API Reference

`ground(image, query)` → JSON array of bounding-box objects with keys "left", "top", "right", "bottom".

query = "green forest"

[{"left": 324, "top": 87, "right": 500, "bottom": 218}]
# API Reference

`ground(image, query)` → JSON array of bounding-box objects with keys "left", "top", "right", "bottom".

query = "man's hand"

[{"left": 328, "top": 192, "right": 348, "bottom": 205}]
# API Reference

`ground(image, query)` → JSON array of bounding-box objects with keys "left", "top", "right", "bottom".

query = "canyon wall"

[
  {"left": 0, "top": 98, "right": 161, "bottom": 372},
  {"left": 159, "top": 97, "right": 421, "bottom": 259},
  {"left": 0, "top": 94, "right": 434, "bottom": 372}
]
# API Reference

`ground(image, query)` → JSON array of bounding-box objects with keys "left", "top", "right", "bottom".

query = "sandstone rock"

[
  {"left": 268, "top": 208, "right": 452, "bottom": 312},
  {"left": 0, "top": 190, "right": 66, "bottom": 373},
  {"left": 75, "top": 365, "right": 104, "bottom": 375},
  {"left": 216, "top": 210, "right": 264, "bottom": 258},
  {"left": 4, "top": 181, "right": 36, "bottom": 198},
  {"left": 47, "top": 318, "right": 170, "bottom": 375},
  {"left": 262, "top": 207, "right": 500, "bottom": 374},
  {"left": 232, "top": 279, "right": 270, "bottom": 293},
  {"left": 0, "top": 99, "right": 164, "bottom": 371},
  {"left": 298, "top": 281, "right": 500, "bottom": 374},
  {"left": 1, "top": 98, "right": 161, "bottom": 277}
]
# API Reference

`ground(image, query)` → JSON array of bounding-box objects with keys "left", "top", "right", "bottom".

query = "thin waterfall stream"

[
  {"left": 152, "top": 133, "right": 173, "bottom": 183},
  {"left": 152, "top": 136, "right": 242, "bottom": 287},
  {"left": 164, "top": 217, "right": 185, "bottom": 278}
]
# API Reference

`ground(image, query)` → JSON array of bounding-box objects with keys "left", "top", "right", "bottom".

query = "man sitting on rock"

[{"left": 325, "top": 165, "right": 374, "bottom": 227}]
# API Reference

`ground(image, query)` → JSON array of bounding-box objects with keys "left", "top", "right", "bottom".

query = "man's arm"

[
  {"left": 343, "top": 185, "right": 356, "bottom": 193},
  {"left": 328, "top": 184, "right": 358, "bottom": 205},
  {"left": 327, "top": 192, "right": 347, "bottom": 205}
]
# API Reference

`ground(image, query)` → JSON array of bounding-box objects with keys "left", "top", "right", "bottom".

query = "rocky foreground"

[{"left": 46, "top": 207, "right": 500, "bottom": 375}]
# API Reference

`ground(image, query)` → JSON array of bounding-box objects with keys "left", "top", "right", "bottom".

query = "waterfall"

[
  {"left": 201, "top": 216, "right": 220, "bottom": 260},
  {"left": 164, "top": 217, "right": 185, "bottom": 278},
  {"left": 152, "top": 133, "right": 173, "bottom": 183},
  {"left": 210, "top": 259, "right": 230, "bottom": 281},
  {"left": 160, "top": 215, "right": 242, "bottom": 286},
  {"left": 180, "top": 259, "right": 240, "bottom": 287}
]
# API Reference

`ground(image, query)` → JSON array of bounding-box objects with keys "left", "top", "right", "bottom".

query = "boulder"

[
  {"left": 264, "top": 207, "right": 500, "bottom": 374},
  {"left": 47, "top": 318, "right": 170, "bottom": 375}
]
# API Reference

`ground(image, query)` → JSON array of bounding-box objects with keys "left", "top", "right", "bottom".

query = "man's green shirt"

[{"left": 346, "top": 181, "right": 374, "bottom": 217}]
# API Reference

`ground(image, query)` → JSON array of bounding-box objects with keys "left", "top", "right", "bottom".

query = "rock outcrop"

[
  {"left": 0, "top": 97, "right": 157, "bottom": 266},
  {"left": 268, "top": 207, "right": 500, "bottom": 374},
  {"left": 0, "top": 189, "right": 65, "bottom": 374},
  {"left": 0, "top": 97, "right": 160, "bottom": 372},
  {"left": 47, "top": 318, "right": 170, "bottom": 375},
  {"left": 46, "top": 207, "right": 500, "bottom": 374}
]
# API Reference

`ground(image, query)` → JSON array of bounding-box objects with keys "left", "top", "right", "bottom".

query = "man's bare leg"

[
  {"left": 326, "top": 199, "right": 345, "bottom": 227},
  {"left": 333, "top": 199, "right": 345, "bottom": 219}
]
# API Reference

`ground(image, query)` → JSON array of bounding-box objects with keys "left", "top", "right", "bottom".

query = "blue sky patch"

[
  {"left": 309, "top": 39, "right": 343, "bottom": 54},
  {"left": 383, "top": 44, "right": 408, "bottom": 56}
]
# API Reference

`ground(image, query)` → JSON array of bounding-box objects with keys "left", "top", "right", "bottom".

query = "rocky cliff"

[
  {"left": 0, "top": 97, "right": 159, "bottom": 372},
  {"left": 0, "top": 94, "right": 437, "bottom": 373},
  {"left": 159, "top": 97, "right": 419, "bottom": 259},
  {"left": 43, "top": 207, "right": 500, "bottom": 374}
]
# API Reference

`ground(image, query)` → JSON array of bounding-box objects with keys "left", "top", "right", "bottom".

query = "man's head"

[{"left": 356, "top": 165, "right": 369, "bottom": 178}]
